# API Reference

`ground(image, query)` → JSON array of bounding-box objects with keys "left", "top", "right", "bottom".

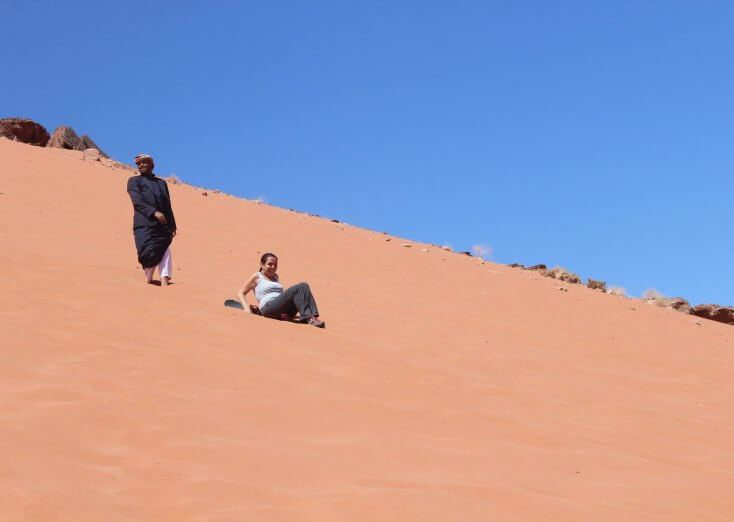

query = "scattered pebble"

[
  {"left": 557, "top": 287, "right": 568, "bottom": 292},
  {"left": 201, "top": 192, "right": 208, "bottom": 196},
  {"left": 401, "top": 243, "right": 411, "bottom": 247}
]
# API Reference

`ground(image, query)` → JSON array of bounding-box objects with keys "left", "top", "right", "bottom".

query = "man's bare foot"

[{"left": 161, "top": 276, "right": 170, "bottom": 287}]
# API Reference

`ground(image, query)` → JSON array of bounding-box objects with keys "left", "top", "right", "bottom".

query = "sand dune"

[{"left": 1, "top": 138, "right": 732, "bottom": 521}]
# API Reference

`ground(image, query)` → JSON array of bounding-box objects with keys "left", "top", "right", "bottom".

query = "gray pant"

[{"left": 261, "top": 282, "right": 320, "bottom": 319}]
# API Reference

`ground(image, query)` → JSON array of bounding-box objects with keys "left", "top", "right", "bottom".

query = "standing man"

[{"left": 126, "top": 153, "right": 177, "bottom": 286}]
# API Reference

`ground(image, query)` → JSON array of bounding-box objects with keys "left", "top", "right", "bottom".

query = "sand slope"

[{"left": 1, "top": 139, "right": 732, "bottom": 521}]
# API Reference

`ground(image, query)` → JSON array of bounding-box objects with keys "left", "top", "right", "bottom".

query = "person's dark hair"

[{"left": 259, "top": 252, "right": 277, "bottom": 272}]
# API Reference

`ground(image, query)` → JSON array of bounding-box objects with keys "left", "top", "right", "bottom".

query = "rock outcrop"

[
  {"left": 47, "top": 125, "right": 81, "bottom": 150},
  {"left": 693, "top": 304, "right": 734, "bottom": 325},
  {"left": 47, "top": 125, "right": 108, "bottom": 157},
  {"left": 0, "top": 118, "right": 50, "bottom": 146},
  {"left": 78, "top": 134, "right": 107, "bottom": 157}
]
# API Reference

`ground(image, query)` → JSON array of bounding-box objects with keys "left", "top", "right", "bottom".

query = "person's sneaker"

[{"left": 308, "top": 317, "right": 326, "bottom": 328}]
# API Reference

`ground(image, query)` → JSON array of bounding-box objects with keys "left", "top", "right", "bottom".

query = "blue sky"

[{"left": 3, "top": 1, "right": 732, "bottom": 305}]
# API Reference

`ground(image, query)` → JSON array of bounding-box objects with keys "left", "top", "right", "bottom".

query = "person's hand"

[
  {"left": 154, "top": 211, "right": 167, "bottom": 225},
  {"left": 249, "top": 304, "right": 260, "bottom": 315}
]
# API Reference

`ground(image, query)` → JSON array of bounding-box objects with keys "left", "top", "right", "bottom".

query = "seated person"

[{"left": 237, "top": 253, "right": 326, "bottom": 328}]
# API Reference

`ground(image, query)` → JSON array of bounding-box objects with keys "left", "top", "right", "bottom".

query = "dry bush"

[
  {"left": 642, "top": 288, "right": 664, "bottom": 300},
  {"left": 645, "top": 296, "right": 693, "bottom": 314},
  {"left": 167, "top": 174, "right": 181, "bottom": 184},
  {"left": 607, "top": 286, "right": 627, "bottom": 296},
  {"left": 541, "top": 267, "right": 557, "bottom": 278},
  {"left": 587, "top": 279, "right": 607, "bottom": 291},
  {"left": 559, "top": 271, "right": 582, "bottom": 284},
  {"left": 471, "top": 244, "right": 493, "bottom": 260},
  {"left": 542, "top": 266, "right": 582, "bottom": 284}
]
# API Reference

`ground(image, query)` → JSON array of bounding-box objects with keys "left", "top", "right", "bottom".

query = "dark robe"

[{"left": 127, "top": 174, "right": 177, "bottom": 268}]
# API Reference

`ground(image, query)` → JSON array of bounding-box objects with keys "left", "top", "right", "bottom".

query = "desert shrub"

[
  {"left": 471, "top": 244, "right": 493, "bottom": 260},
  {"left": 607, "top": 286, "right": 627, "bottom": 296},
  {"left": 642, "top": 288, "right": 664, "bottom": 300},
  {"left": 558, "top": 271, "right": 582, "bottom": 284},
  {"left": 543, "top": 266, "right": 582, "bottom": 284},
  {"left": 587, "top": 279, "right": 607, "bottom": 291},
  {"left": 541, "top": 267, "right": 559, "bottom": 278}
]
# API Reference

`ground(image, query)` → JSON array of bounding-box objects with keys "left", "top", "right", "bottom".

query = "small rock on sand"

[{"left": 83, "top": 148, "right": 101, "bottom": 161}]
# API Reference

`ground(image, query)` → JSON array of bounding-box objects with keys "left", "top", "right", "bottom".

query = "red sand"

[{"left": 1, "top": 138, "right": 732, "bottom": 521}]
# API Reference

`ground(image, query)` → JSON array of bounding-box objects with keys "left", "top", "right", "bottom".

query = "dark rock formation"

[
  {"left": 0, "top": 118, "right": 50, "bottom": 146},
  {"left": 693, "top": 304, "right": 734, "bottom": 325},
  {"left": 47, "top": 126, "right": 81, "bottom": 150},
  {"left": 78, "top": 134, "right": 108, "bottom": 157},
  {"left": 47, "top": 126, "right": 108, "bottom": 157}
]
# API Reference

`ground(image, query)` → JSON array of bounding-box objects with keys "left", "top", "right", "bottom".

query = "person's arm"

[
  {"left": 237, "top": 273, "right": 261, "bottom": 314},
  {"left": 163, "top": 181, "right": 177, "bottom": 233},
  {"left": 126, "top": 177, "right": 158, "bottom": 220}
]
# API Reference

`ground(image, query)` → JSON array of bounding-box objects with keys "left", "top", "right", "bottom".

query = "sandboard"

[
  {"left": 224, "top": 299, "right": 323, "bottom": 326},
  {"left": 224, "top": 299, "right": 245, "bottom": 311},
  {"left": 223, "top": 299, "right": 299, "bottom": 321},
  {"left": 224, "top": 299, "right": 264, "bottom": 315}
]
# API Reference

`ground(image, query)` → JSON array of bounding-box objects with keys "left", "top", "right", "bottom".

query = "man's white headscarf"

[{"left": 134, "top": 153, "right": 154, "bottom": 166}]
